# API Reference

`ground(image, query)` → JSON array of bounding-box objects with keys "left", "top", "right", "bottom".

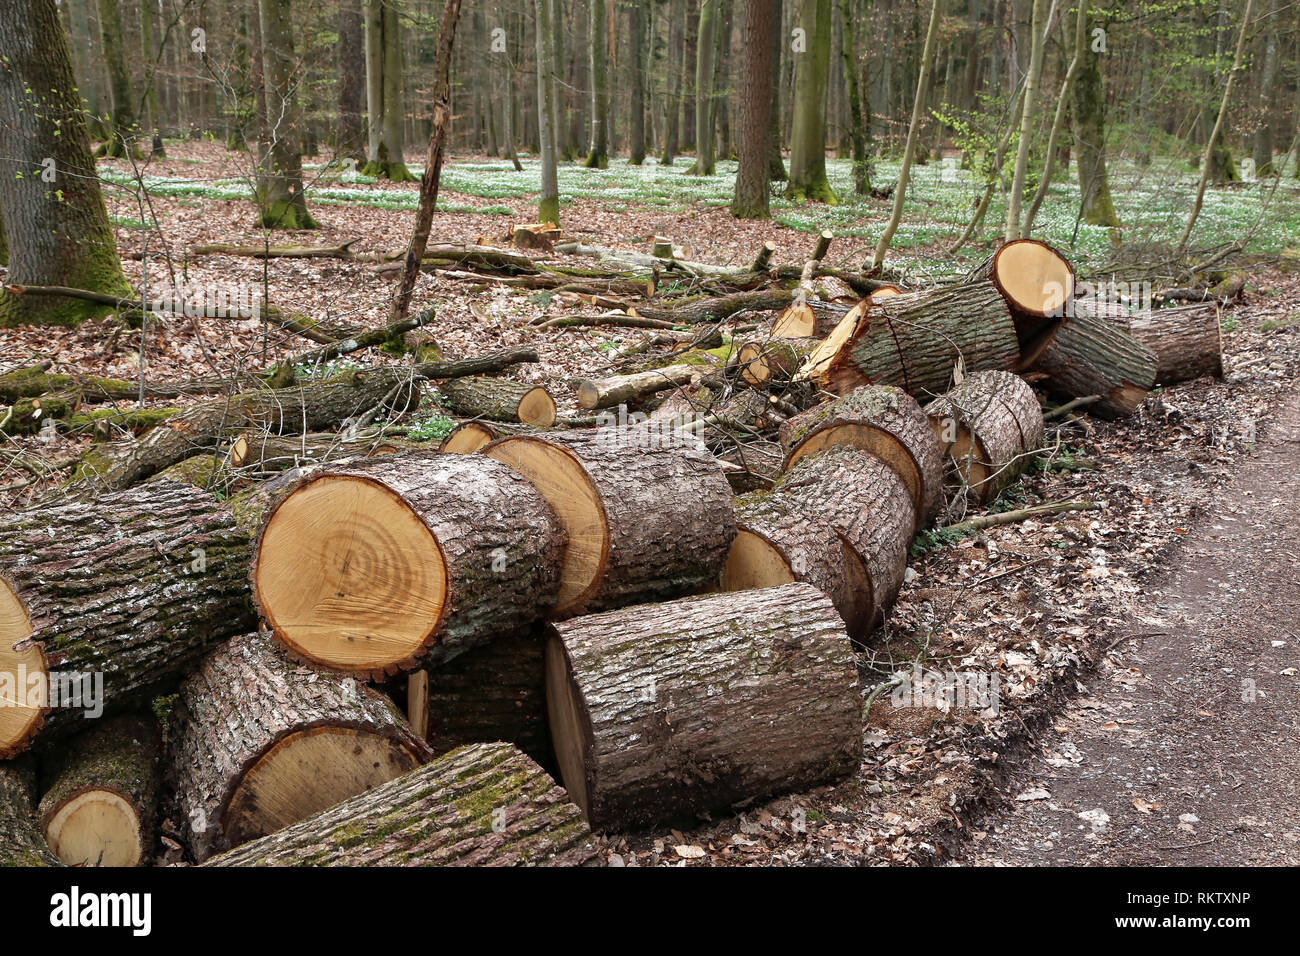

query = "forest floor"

[{"left": 3, "top": 142, "right": 1300, "bottom": 865}]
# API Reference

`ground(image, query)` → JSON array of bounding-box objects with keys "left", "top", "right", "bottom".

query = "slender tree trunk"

[
  {"left": 1003, "top": 0, "right": 1047, "bottom": 240},
  {"left": 139, "top": 0, "right": 165, "bottom": 156},
  {"left": 1253, "top": 11, "right": 1278, "bottom": 176},
  {"left": 535, "top": 0, "right": 561, "bottom": 223},
  {"left": 0, "top": 0, "right": 131, "bottom": 327},
  {"left": 1023, "top": 0, "right": 1087, "bottom": 235},
  {"left": 256, "top": 0, "right": 316, "bottom": 229},
  {"left": 1072, "top": 9, "right": 1120, "bottom": 228},
  {"left": 364, "top": 0, "right": 383, "bottom": 165},
  {"left": 768, "top": 0, "right": 788, "bottom": 180},
  {"left": 869, "top": 0, "right": 942, "bottom": 270},
  {"left": 786, "top": 0, "right": 835, "bottom": 201},
  {"left": 840, "top": 0, "right": 871, "bottom": 194},
  {"left": 95, "top": 0, "right": 137, "bottom": 157},
  {"left": 337, "top": 0, "right": 365, "bottom": 161},
  {"left": 661, "top": 0, "right": 685, "bottom": 164},
  {"left": 731, "top": 0, "right": 779, "bottom": 218},
  {"left": 584, "top": 0, "right": 610, "bottom": 167},
  {"left": 497, "top": 0, "right": 524, "bottom": 170},
  {"left": 64, "top": 0, "right": 108, "bottom": 140},
  {"left": 692, "top": 0, "right": 718, "bottom": 174},
  {"left": 628, "top": 0, "right": 647, "bottom": 164},
  {"left": 713, "top": 0, "right": 733, "bottom": 158}
]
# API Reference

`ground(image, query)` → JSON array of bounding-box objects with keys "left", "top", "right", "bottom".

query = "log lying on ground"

[
  {"left": 438, "top": 420, "right": 543, "bottom": 453},
  {"left": 774, "top": 449, "right": 915, "bottom": 629},
  {"left": 2, "top": 397, "right": 181, "bottom": 437},
  {"left": 721, "top": 493, "right": 875, "bottom": 641},
  {"left": 416, "top": 628, "right": 551, "bottom": 769},
  {"left": 964, "top": 238, "right": 1075, "bottom": 347},
  {"left": 0, "top": 759, "right": 60, "bottom": 866},
  {"left": 576, "top": 363, "right": 705, "bottom": 410},
  {"left": 438, "top": 375, "right": 557, "bottom": 426},
  {"left": 632, "top": 289, "right": 794, "bottom": 326},
  {"left": 778, "top": 385, "right": 944, "bottom": 530},
  {"left": 66, "top": 367, "right": 422, "bottom": 494},
  {"left": 546, "top": 583, "right": 861, "bottom": 830},
  {"left": 38, "top": 715, "right": 160, "bottom": 867},
  {"left": 187, "top": 239, "right": 360, "bottom": 259},
  {"left": 0, "top": 481, "right": 256, "bottom": 758},
  {"left": 797, "top": 281, "right": 1021, "bottom": 400},
  {"left": 1030, "top": 298, "right": 1157, "bottom": 419},
  {"left": 414, "top": 345, "right": 540, "bottom": 380},
  {"left": 1118, "top": 304, "right": 1223, "bottom": 384},
  {"left": 735, "top": 338, "right": 816, "bottom": 388},
  {"left": 484, "top": 429, "right": 736, "bottom": 617},
  {"left": 228, "top": 431, "right": 406, "bottom": 472},
  {"left": 253, "top": 452, "right": 565, "bottom": 679},
  {"left": 168, "top": 632, "right": 429, "bottom": 862},
  {"left": 0, "top": 365, "right": 234, "bottom": 404},
  {"left": 924, "top": 370, "right": 1045, "bottom": 505},
  {"left": 770, "top": 299, "right": 851, "bottom": 339},
  {"left": 208, "top": 742, "right": 595, "bottom": 867}
]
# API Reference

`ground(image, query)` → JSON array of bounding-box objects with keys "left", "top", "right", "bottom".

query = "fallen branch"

[{"left": 940, "top": 499, "right": 1101, "bottom": 536}]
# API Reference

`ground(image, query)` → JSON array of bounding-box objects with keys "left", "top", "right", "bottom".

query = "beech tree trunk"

[
  {"left": 438, "top": 419, "right": 544, "bottom": 453},
  {"left": 692, "top": 0, "right": 718, "bottom": 175},
  {"left": 253, "top": 453, "right": 566, "bottom": 678},
  {"left": 924, "top": 370, "right": 1045, "bottom": 505},
  {"left": 0, "top": 481, "right": 257, "bottom": 759},
  {"left": 438, "top": 376, "right": 557, "bottom": 426},
  {"left": 773, "top": 447, "right": 915, "bottom": 627},
  {"left": 256, "top": 0, "right": 316, "bottom": 228},
  {"left": 1122, "top": 305, "right": 1223, "bottom": 385},
  {"left": 1031, "top": 298, "right": 1157, "bottom": 419},
  {"left": 778, "top": 384, "right": 944, "bottom": 529},
  {"left": 1072, "top": 12, "right": 1120, "bottom": 228},
  {"left": 786, "top": 0, "right": 836, "bottom": 202},
  {"left": 484, "top": 429, "right": 736, "bottom": 617},
  {"left": 584, "top": 0, "right": 609, "bottom": 168},
  {"left": 167, "top": 632, "right": 429, "bottom": 862},
  {"left": 535, "top": 0, "right": 561, "bottom": 222},
  {"left": 963, "top": 238, "right": 1076, "bottom": 350},
  {"left": 546, "top": 583, "right": 861, "bottom": 829},
  {"left": 337, "top": 0, "right": 366, "bottom": 159},
  {"left": 38, "top": 715, "right": 161, "bottom": 867},
  {"left": 207, "top": 743, "right": 595, "bottom": 866},
  {"left": 730, "top": 0, "right": 779, "bottom": 218}
]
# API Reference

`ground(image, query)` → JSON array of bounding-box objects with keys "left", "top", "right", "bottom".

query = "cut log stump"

[
  {"left": 546, "top": 583, "right": 861, "bottom": 830},
  {"left": 965, "top": 238, "right": 1075, "bottom": 347},
  {"left": 0, "top": 480, "right": 256, "bottom": 758},
  {"left": 1030, "top": 298, "right": 1157, "bottom": 419},
  {"left": 770, "top": 299, "right": 851, "bottom": 339},
  {"left": 735, "top": 338, "right": 816, "bottom": 388},
  {"left": 778, "top": 385, "right": 944, "bottom": 529},
  {"left": 167, "top": 632, "right": 429, "bottom": 862},
  {"left": 924, "top": 370, "right": 1045, "bottom": 505},
  {"left": 774, "top": 448, "right": 915, "bottom": 628},
  {"left": 721, "top": 493, "right": 875, "bottom": 641},
  {"left": 438, "top": 420, "right": 543, "bottom": 454},
  {"left": 252, "top": 452, "right": 565, "bottom": 678},
  {"left": 483, "top": 429, "right": 735, "bottom": 617},
  {"left": 38, "top": 714, "right": 160, "bottom": 867},
  {"left": 207, "top": 742, "right": 595, "bottom": 866},
  {"left": 438, "top": 375, "right": 557, "bottom": 427},
  {"left": 797, "top": 281, "right": 1022, "bottom": 400}
]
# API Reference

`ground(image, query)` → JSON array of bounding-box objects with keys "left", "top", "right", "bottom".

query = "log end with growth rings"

[
  {"left": 0, "top": 578, "right": 46, "bottom": 759},
  {"left": 989, "top": 239, "right": 1075, "bottom": 318},
  {"left": 42, "top": 789, "right": 142, "bottom": 866}
]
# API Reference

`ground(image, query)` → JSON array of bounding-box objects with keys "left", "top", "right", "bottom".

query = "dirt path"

[{"left": 960, "top": 385, "right": 1300, "bottom": 866}]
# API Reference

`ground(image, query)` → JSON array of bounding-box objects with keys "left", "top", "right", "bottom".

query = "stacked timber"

[{"left": 545, "top": 583, "right": 861, "bottom": 830}]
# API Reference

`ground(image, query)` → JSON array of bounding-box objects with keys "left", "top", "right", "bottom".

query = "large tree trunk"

[
  {"left": 336, "top": 0, "right": 366, "bottom": 160},
  {"left": 1122, "top": 305, "right": 1223, "bottom": 385},
  {"left": 0, "top": 0, "right": 130, "bottom": 327},
  {"left": 546, "top": 583, "right": 861, "bottom": 829},
  {"left": 691, "top": 0, "right": 718, "bottom": 175},
  {"left": 484, "top": 429, "right": 736, "bottom": 617},
  {"left": 0, "top": 481, "right": 257, "bottom": 758},
  {"left": 798, "top": 281, "right": 1022, "bottom": 400},
  {"left": 785, "top": 0, "right": 835, "bottom": 202},
  {"left": 773, "top": 448, "right": 914, "bottom": 627},
  {"left": 778, "top": 384, "right": 943, "bottom": 529},
  {"left": 256, "top": 0, "right": 316, "bottom": 228},
  {"left": 924, "top": 370, "right": 1045, "bottom": 505},
  {"left": 1072, "top": 11, "right": 1120, "bottom": 228},
  {"left": 207, "top": 743, "right": 595, "bottom": 866},
  {"left": 1030, "top": 298, "right": 1157, "bottom": 419},
  {"left": 840, "top": 0, "right": 872, "bottom": 193},
  {"left": 0, "top": 759, "right": 60, "bottom": 866},
  {"left": 730, "top": 0, "right": 779, "bottom": 218},
  {"left": 38, "top": 715, "right": 161, "bottom": 867},
  {"left": 963, "top": 238, "right": 1076, "bottom": 351},
  {"left": 253, "top": 453, "right": 565, "bottom": 679},
  {"left": 167, "top": 632, "right": 429, "bottom": 862},
  {"left": 627, "top": 0, "right": 647, "bottom": 164}
]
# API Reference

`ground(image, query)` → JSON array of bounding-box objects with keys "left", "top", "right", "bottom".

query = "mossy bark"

[
  {"left": 0, "top": 759, "right": 61, "bottom": 866},
  {"left": 583, "top": 0, "right": 609, "bottom": 169},
  {"left": 1072, "top": 30, "right": 1121, "bottom": 227},
  {"left": 785, "top": 0, "right": 836, "bottom": 203},
  {"left": 255, "top": 0, "right": 317, "bottom": 229}
]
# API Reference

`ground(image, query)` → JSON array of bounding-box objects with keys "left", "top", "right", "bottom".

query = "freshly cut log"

[
  {"left": 438, "top": 420, "right": 542, "bottom": 453},
  {"left": 67, "top": 367, "right": 422, "bottom": 494},
  {"left": 227, "top": 431, "right": 405, "bottom": 472},
  {"left": 512, "top": 222, "right": 562, "bottom": 250},
  {"left": 38, "top": 715, "right": 160, "bottom": 867},
  {"left": 770, "top": 299, "right": 851, "bottom": 339},
  {"left": 0, "top": 759, "right": 60, "bottom": 866},
  {"left": 438, "top": 375, "right": 557, "bottom": 427},
  {"left": 1029, "top": 298, "right": 1157, "bottom": 419},
  {"left": 576, "top": 363, "right": 704, "bottom": 410},
  {"left": 736, "top": 338, "right": 816, "bottom": 387},
  {"left": 1120, "top": 304, "right": 1223, "bottom": 384},
  {"left": 546, "top": 583, "right": 861, "bottom": 829},
  {"left": 774, "top": 449, "right": 914, "bottom": 628},
  {"left": 483, "top": 429, "right": 735, "bottom": 617},
  {"left": 207, "top": 743, "right": 595, "bottom": 867},
  {"left": 797, "top": 281, "right": 1021, "bottom": 400},
  {"left": 778, "top": 385, "right": 943, "bottom": 529},
  {"left": 167, "top": 632, "right": 429, "bottom": 862},
  {"left": 417, "top": 629, "right": 551, "bottom": 769},
  {"left": 253, "top": 452, "right": 565, "bottom": 678},
  {"left": 965, "top": 238, "right": 1075, "bottom": 345},
  {"left": 924, "top": 370, "right": 1045, "bottom": 504},
  {"left": 722, "top": 493, "right": 875, "bottom": 641},
  {"left": 0, "top": 481, "right": 256, "bottom": 758}
]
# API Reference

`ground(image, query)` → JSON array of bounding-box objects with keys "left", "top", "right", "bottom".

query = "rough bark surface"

[
  {"left": 548, "top": 583, "right": 861, "bottom": 829},
  {"left": 799, "top": 282, "right": 1021, "bottom": 400},
  {"left": 438, "top": 420, "right": 543, "bottom": 453},
  {"left": 0, "top": 481, "right": 256, "bottom": 757},
  {"left": 779, "top": 385, "right": 944, "bottom": 529},
  {"left": 1121, "top": 305, "right": 1223, "bottom": 385},
  {"left": 254, "top": 452, "right": 566, "bottom": 677},
  {"left": 167, "top": 632, "right": 429, "bottom": 862},
  {"left": 438, "top": 375, "right": 555, "bottom": 425},
  {"left": 1032, "top": 299, "right": 1157, "bottom": 419},
  {"left": 207, "top": 742, "right": 596, "bottom": 866},
  {"left": 775, "top": 449, "right": 915, "bottom": 628},
  {"left": 0, "top": 759, "right": 60, "bottom": 866}
]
